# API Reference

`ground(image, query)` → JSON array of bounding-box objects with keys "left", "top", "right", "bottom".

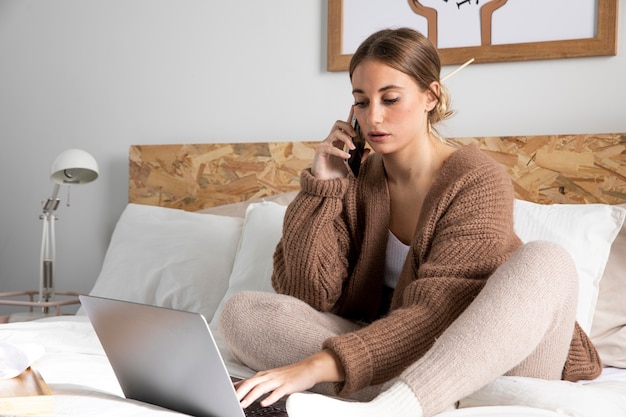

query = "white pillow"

[
  {"left": 198, "top": 191, "right": 297, "bottom": 218},
  {"left": 590, "top": 203, "right": 626, "bottom": 368},
  {"left": 86, "top": 203, "right": 243, "bottom": 322},
  {"left": 513, "top": 200, "right": 626, "bottom": 334},
  {"left": 209, "top": 201, "right": 286, "bottom": 331}
]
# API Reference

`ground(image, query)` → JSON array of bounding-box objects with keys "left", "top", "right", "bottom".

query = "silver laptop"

[{"left": 80, "top": 295, "right": 287, "bottom": 417}]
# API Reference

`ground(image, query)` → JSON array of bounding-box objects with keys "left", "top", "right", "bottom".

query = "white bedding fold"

[
  {"left": 459, "top": 376, "right": 626, "bottom": 417},
  {"left": 1, "top": 317, "right": 625, "bottom": 417}
]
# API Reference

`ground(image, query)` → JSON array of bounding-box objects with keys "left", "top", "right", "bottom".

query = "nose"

[{"left": 366, "top": 102, "right": 384, "bottom": 126}]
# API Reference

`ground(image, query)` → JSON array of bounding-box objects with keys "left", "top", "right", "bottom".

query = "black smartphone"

[{"left": 348, "top": 117, "right": 365, "bottom": 176}]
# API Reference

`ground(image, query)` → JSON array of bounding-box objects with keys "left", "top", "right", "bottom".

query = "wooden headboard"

[{"left": 129, "top": 133, "right": 626, "bottom": 211}]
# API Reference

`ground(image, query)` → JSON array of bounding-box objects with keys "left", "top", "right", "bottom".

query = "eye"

[
  {"left": 383, "top": 97, "right": 400, "bottom": 105},
  {"left": 353, "top": 100, "right": 368, "bottom": 107}
]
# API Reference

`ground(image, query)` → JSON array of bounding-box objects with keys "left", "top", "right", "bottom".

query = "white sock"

[{"left": 286, "top": 380, "right": 423, "bottom": 417}]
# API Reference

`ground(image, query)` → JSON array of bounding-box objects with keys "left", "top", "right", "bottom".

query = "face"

[{"left": 351, "top": 59, "right": 438, "bottom": 156}]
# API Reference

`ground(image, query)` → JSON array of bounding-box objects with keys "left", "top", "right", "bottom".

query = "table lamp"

[{"left": 40, "top": 149, "right": 99, "bottom": 307}]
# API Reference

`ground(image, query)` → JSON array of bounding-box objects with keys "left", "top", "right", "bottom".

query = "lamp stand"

[
  {"left": 35, "top": 149, "right": 99, "bottom": 314},
  {"left": 40, "top": 184, "right": 61, "bottom": 313}
]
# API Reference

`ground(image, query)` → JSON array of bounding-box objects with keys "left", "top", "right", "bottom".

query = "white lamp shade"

[{"left": 50, "top": 149, "right": 99, "bottom": 185}]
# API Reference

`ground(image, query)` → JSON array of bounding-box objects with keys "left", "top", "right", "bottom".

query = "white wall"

[{"left": 0, "top": 0, "right": 625, "bottom": 315}]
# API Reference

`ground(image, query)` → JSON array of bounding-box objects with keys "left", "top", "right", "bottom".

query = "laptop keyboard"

[{"left": 244, "top": 402, "right": 288, "bottom": 417}]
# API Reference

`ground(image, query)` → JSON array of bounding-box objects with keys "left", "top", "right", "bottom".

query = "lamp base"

[{"left": 0, "top": 290, "right": 82, "bottom": 318}]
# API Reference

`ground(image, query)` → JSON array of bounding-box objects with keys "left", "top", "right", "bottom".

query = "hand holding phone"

[{"left": 347, "top": 116, "right": 365, "bottom": 176}]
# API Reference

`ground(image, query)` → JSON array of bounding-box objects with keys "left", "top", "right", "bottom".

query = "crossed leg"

[
  {"left": 285, "top": 241, "right": 579, "bottom": 417},
  {"left": 220, "top": 240, "right": 579, "bottom": 417}
]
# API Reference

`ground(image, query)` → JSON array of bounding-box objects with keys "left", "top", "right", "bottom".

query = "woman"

[{"left": 219, "top": 28, "right": 601, "bottom": 417}]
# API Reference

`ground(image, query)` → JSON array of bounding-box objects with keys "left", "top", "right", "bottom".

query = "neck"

[{"left": 383, "top": 134, "right": 450, "bottom": 186}]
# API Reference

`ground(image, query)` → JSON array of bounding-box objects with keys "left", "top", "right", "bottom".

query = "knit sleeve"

[
  {"left": 562, "top": 322, "right": 602, "bottom": 381},
  {"left": 324, "top": 151, "right": 523, "bottom": 395},
  {"left": 271, "top": 169, "right": 355, "bottom": 312}
]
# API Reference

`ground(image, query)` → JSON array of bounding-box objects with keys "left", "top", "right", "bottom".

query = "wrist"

[
  {"left": 301, "top": 169, "right": 349, "bottom": 198},
  {"left": 309, "top": 349, "right": 345, "bottom": 383}
]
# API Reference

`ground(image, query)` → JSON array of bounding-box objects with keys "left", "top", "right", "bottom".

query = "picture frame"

[{"left": 327, "top": 0, "right": 618, "bottom": 71}]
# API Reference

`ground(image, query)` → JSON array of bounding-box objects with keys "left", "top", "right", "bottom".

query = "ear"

[{"left": 426, "top": 81, "right": 440, "bottom": 110}]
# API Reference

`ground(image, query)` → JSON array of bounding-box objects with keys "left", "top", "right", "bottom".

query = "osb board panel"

[
  {"left": 129, "top": 142, "right": 318, "bottom": 211},
  {"left": 129, "top": 133, "right": 626, "bottom": 211},
  {"left": 455, "top": 133, "right": 626, "bottom": 205}
]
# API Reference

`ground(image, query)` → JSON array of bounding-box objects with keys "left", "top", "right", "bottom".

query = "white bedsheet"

[{"left": 1, "top": 316, "right": 625, "bottom": 417}]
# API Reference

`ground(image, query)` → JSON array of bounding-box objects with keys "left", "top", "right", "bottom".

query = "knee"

[
  {"left": 220, "top": 291, "right": 259, "bottom": 321},
  {"left": 219, "top": 291, "right": 299, "bottom": 343},
  {"left": 513, "top": 240, "right": 578, "bottom": 298},
  {"left": 220, "top": 291, "right": 268, "bottom": 328},
  {"left": 221, "top": 290, "right": 294, "bottom": 322},
  {"left": 219, "top": 291, "right": 265, "bottom": 344},
  {"left": 520, "top": 240, "right": 577, "bottom": 274}
]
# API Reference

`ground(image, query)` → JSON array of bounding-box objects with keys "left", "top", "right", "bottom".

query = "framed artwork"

[{"left": 327, "top": 0, "right": 618, "bottom": 71}]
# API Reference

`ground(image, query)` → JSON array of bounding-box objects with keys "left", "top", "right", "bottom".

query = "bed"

[{"left": 2, "top": 133, "right": 626, "bottom": 416}]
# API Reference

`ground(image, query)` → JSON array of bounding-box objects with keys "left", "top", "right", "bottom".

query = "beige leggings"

[{"left": 219, "top": 241, "right": 578, "bottom": 415}]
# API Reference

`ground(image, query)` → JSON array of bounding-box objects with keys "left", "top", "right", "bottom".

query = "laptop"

[{"left": 79, "top": 295, "right": 288, "bottom": 417}]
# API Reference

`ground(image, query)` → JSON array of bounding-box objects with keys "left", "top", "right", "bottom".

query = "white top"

[{"left": 383, "top": 230, "right": 410, "bottom": 289}]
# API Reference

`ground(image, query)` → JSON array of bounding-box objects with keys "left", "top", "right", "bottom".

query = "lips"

[{"left": 367, "top": 131, "right": 389, "bottom": 143}]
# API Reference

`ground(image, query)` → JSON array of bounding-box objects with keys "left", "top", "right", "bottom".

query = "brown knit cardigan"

[{"left": 271, "top": 144, "right": 601, "bottom": 396}]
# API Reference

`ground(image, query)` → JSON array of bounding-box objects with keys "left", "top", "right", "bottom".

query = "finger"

[
  {"left": 235, "top": 375, "right": 265, "bottom": 402},
  {"left": 330, "top": 119, "right": 355, "bottom": 139},
  {"left": 259, "top": 386, "right": 289, "bottom": 408},
  {"left": 318, "top": 140, "right": 351, "bottom": 160},
  {"left": 233, "top": 379, "right": 243, "bottom": 388},
  {"left": 331, "top": 124, "right": 359, "bottom": 152},
  {"left": 240, "top": 379, "right": 281, "bottom": 409}
]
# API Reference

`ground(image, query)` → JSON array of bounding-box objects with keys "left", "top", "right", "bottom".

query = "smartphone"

[{"left": 348, "top": 116, "right": 365, "bottom": 176}]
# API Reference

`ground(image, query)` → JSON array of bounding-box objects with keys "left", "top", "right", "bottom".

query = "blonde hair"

[{"left": 349, "top": 28, "right": 453, "bottom": 131}]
